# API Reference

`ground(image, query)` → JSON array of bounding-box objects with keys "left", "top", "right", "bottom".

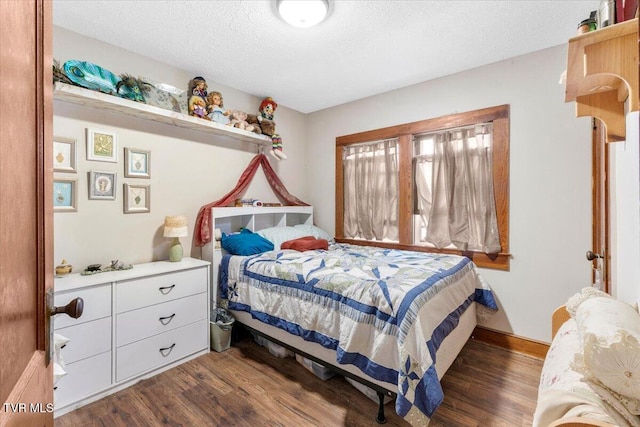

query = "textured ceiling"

[{"left": 53, "top": 0, "right": 600, "bottom": 114}]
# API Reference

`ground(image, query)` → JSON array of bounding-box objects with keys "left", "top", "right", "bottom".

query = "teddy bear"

[
  {"left": 257, "top": 97, "right": 286, "bottom": 160},
  {"left": 228, "top": 110, "right": 256, "bottom": 132},
  {"left": 245, "top": 113, "right": 264, "bottom": 134}
]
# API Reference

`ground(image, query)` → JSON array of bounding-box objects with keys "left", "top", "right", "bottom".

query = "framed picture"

[
  {"left": 53, "top": 178, "right": 77, "bottom": 212},
  {"left": 88, "top": 171, "right": 117, "bottom": 200},
  {"left": 123, "top": 183, "right": 150, "bottom": 213},
  {"left": 86, "top": 128, "right": 118, "bottom": 162},
  {"left": 124, "top": 148, "right": 151, "bottom": 178},
  {"left": 53, "top": 136, "right": 77, "bottom": 173}
]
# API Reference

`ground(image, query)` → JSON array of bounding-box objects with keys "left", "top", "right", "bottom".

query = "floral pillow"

[{"left": 575, "top": 297, "right": 640, "bottom": 410}]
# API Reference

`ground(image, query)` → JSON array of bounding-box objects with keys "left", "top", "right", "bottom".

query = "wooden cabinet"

[
  {"left": 53, "top": 258, "right": 210, "bottom": 417},
  {"left": 565, "top": 18, "right": 638, "bottom": 142}
]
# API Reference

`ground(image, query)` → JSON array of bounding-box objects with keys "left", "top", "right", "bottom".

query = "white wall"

[
  {"left": 306, "top": 45, "right": 595, "bottom": 343},
  {"left": 53, "top": 27, "right": 308, "bottom": 269},
  {"left": 610, "top": 111, "right": 640, "bottom": 305}
]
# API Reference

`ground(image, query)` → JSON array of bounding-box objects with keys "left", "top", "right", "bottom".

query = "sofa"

[{"left": 533, "top": 288, "right": 640, "bottom": 427}]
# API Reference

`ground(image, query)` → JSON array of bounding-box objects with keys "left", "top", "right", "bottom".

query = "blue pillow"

[{"left": 221, "top": 228, "right": 274, "bottom": 256}]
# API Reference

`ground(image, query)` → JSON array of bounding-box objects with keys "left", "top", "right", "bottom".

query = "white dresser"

[{"left": 53, "top": 258, "right": 210, "bottom": 417}]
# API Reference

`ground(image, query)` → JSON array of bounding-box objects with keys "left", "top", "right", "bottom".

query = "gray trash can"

[{"left": 210, "top": 307, "right": 235, "bottom": 352}]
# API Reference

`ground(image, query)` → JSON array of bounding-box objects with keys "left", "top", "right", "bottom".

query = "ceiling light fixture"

[{"left": 277, "top": 0, "right": 329, "bottom": 28}]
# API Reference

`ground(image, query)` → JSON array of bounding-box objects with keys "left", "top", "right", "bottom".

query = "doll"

[
  {"left": 258, "top": 97, "right": 287, "bottom": 160},
  {"left": 206, "top": 91, "right": 231, "bottom": 125},
  {"left": 188, "top": 76, "right": 208, "bottom": 119},
  {"left": 189, "top": 96, "right": 209, "bottom": 120},
  {"left": 190, "top": 76, "right": 208, "bottom": 99}
]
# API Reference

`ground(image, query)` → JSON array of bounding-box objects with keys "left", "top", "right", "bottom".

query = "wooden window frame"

[{"left": 335, "top": 104, "right": 510, "bottom": 270}]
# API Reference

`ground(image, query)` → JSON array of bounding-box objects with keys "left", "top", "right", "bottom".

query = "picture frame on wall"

[
  {"left": 86, "top": 128, "right": 118, "bottom": 162},
  {"left": 124, "top": 148, "right": 151, "bottom": 178},
  {"left": 123, "top": 183, "right": 150, "bottom": 214},
  {"left": 53, "top": 136, "right": 77, "bottom": 173},
  {"left": 53, "top": 178, "right": 77, "bottom": 212},
  {"left": 88, "top": 171, "right": 117, "bottom": 200}
]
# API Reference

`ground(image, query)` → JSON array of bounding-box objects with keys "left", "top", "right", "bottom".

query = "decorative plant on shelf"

[
  {"left": 52, "top": 58, "right": 74, "bottom": 86},
  {"left": 116, "top": 74, "right": 151, "bottom": 103}
]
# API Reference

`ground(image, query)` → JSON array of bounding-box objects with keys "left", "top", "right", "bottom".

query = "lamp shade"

[
  {"left": 277, "top": 0, "right": 328, "bottom": 28},
  {"left": 163, "top": 215, "right": 188, "bottom": 238}
]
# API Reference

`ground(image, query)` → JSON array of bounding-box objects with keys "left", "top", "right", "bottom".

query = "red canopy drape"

[{"left": 194, "top": 154, "right": 309, "bottom": 246}]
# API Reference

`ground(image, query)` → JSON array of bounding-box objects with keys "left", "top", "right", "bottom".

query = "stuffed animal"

[
  {"left": 228, "top": 110, "right": 255, "bottom": 132},
  {"left": 258, "top": 97, "right": 286, "bottom": 160},
  {"left": 245, "top": 114, "right": 265, "bottom": 134}
]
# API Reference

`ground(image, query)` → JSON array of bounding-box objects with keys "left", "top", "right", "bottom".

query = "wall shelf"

[
  {"left": 53, "top": 82, "right": 272, "bottom": 146},
  {"left": 564, "top": 18, "right": 638, "bottom": 142}
]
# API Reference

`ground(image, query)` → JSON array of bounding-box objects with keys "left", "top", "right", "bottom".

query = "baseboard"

[{"left": 471, "top": 326, "right": 549, "bottom": 360}]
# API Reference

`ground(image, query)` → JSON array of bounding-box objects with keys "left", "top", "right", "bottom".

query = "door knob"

[
  {"left": 586, "top": 251, "right": 603, "bottom": 261},
  {"left": 50, "top": 297, "right": 84, "bottom": 319}
]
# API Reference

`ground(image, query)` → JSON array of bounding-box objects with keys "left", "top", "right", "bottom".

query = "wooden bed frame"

[
  {"left": 545, "top": 305, "right": 617, "bottom": 427},
  {"left": 202, "top": 206, "right": 481, "bottom": 423}
]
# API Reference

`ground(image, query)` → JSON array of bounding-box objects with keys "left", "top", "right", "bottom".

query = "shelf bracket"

[
  {"left": 584, "top": 32, "right": 638, "bottom": 112},
  {"left": 576, "top": 91, "right": 625, "bottom": 142}
]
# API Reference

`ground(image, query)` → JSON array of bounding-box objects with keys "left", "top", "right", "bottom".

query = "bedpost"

[{"left": 376, "top": 392, "right": 387, "bottom": 424}]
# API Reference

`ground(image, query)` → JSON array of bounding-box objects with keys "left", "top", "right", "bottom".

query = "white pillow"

[
  {"left": 256, "top": 226, "right": 310, "bottom": 250},
  {"left": 293, "top": 224, "right": 333, "bottom": 241},
  {"left": 576, "top": 297, "right": 640, "bottom": 402},
  {"left": 566, "top": 286, "right": 612, "bottom": 318}
]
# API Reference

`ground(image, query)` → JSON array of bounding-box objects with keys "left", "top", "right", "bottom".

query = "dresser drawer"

[
  {"left": 56, "top": 317, "right": 111, "bottom": 364},
  {"left": 54, "top": 284, "right": 111, "bottom": 329},
  {"left": 54, "top": 351, "right": 111, "bottom": 410},
  {"left": 116, "top": 293, "right": 207, "bottom": 347},
  {"left": 116, "top": 268, "right": 207, "bottom": 313},
  {"left": 116, "top": 320, "right": 207, "bottom": 382}
]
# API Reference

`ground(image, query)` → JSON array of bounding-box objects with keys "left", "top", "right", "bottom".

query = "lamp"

[
  {"left": 163, "top": 215, "right": 188, "bottom": 262},
  {"left": 277, "top": 0, "right": 329, "bottom": 28}
]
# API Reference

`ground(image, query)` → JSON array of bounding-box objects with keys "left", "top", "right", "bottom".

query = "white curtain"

[
  {"left": 343, "top": 139, "right": 399, "bottom": 241},
  {"left": 415, "top": 125, "right": 500, "bottom": 253}
]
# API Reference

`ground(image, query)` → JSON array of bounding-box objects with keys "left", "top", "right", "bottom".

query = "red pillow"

[{"left": 281, "top": 236, "right": 328, "bottom": 251}]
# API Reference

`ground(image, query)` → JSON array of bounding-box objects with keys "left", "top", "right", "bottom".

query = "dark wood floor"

[{"left": 55, "top": 335, "right": 543, "bottom": 427}]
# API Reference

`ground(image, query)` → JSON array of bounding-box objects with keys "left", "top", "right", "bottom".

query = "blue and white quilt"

[{"left": 220, "top": 243, "right": 497, "bottom": 426}]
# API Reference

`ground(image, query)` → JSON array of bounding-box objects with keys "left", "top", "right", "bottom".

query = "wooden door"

[
  {"left": 591, "top": 119, "right": 610, "bottom": 293},
  {"left": 0, "top": 1, "right": 54, "bottom": 426}
]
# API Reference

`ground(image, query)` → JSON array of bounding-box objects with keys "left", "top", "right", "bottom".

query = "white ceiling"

[{"left": 52, "top": 0, "right": 600, "bottom": 114}]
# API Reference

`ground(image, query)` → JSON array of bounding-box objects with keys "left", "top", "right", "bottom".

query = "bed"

[{"left": 203, "top": 206, "right": 497, "bottom": 426}]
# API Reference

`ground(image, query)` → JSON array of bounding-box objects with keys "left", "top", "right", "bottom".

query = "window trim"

[{"left": 335, "top": 104, "right": 510, "bottom": 270}]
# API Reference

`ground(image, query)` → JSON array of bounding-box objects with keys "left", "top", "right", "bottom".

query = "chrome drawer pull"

[
  {"left": 158, "top": 313, "right": 176, "bottom": 325},
  {"left": 159, "top": 343, "right": 176, "bottom": 357},
  {"left": 158, "top": 284, "right": 176, "bottom": 295}
]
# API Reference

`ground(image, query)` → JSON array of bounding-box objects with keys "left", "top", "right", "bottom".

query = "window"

[
  {"left": 336, "top": 105, "right": 510, "bottom": 270},
  {"left": 413, "top": 123, "right": 500, "bottom": 253},
  {"left": 343, "top": 139, "right": 399, "bottom": 241}
]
